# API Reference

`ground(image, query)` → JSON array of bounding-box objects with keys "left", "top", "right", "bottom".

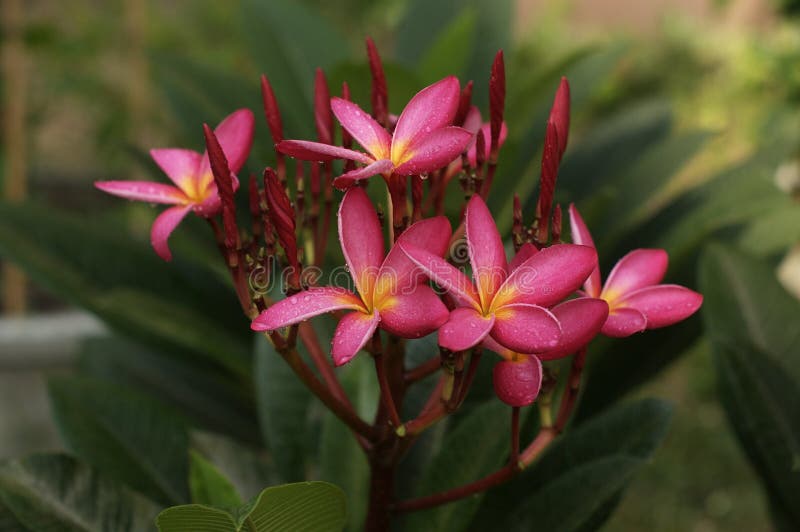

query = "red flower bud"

[
  {"left": 314, "top": 68, "right": 334, "bottom": 145},
  {"left": 203, "top": 124, "right": 239, "bottom": 252},
  {"left": 366, "top": 36, "right": 389, "bottom": 127},
  {"left": 489, "top": 50, "right": 506, "bottom": 162},
  {"left": 263, "top": 167, "right": 300, "bottom": 279}
]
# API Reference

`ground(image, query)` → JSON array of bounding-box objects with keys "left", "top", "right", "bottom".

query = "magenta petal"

[
  {"left": 332, "top": 159, "right": 393, "bottom": 190},
  {"left": 95, "top": 181, "right": 187, "bottom": 205},
  {"left": 508, "top": 243, "right": 538, "bottom": 273},
  {"left": 467, "top": 122, "right": 508, "bottom": 167},
  {"left": 393, "top": 127, "right": 473, "bottom": 175},
  {"left": 209, "top": 108, "right": 255, "bottom": 174},
  {"left": 462, "top": 106, "right": 483, "bottom": 135},
  {"left": 482, "top": 335, "right": 516, "bottom": 359},
  {"left": 276, "top": 140, "right": 374, "bottom": 165},
  {"left": 491, "top": 303, "right": 561, "bottom": 353},
  {"left": 378, "top": 285, "right": 449, "bottom": 338},
  {"left": 149, "top": 149, "right": 202, "bottom": 191},
  {"left": 495, "top": 244, "right": 597, "bottom": 308},
  {"left": 150, "top": 205, "right": 192, "bottom": 261},
  {"left": 338, "top": 188, "right": 385, "bottom": 299},
  {"left": 601, "top": 307, "right": 647, "bottom": 338},
  {"left": 251, "top": 287, "right": 365, "bottom": 331},
  {"left": 602, "top": 249, "right": 668, "bottom": 301},
  {"left": 439, "top": 307, "right": 495, "bottom": 352},
  {"left": 392, "top": 76, "right": 461, "bottom": 160},
  {"left": 617, "top": 284, "right": 703, "bottom": 330},
  {"left": 466, "top": 195, "right": 508, "bottom": 307},
  {"left": 538, "top": 298, "right": 609, "bottom": 360},
  {"left": 331, "top": 310, "right": 380, "bottom": 366},
  {"left": 331, "top": 97, "right": 391, "bottom": 160},
  {"left": 568, "top": 204, "right": 601, "bottom": 297},
  {"left": 400, "top": 243, "right": 479, "bottom": 308},
  {"left": 379, "top": 216, "right": 452, "bottom": 293},
  {"left": 493, "top": 356, "right": 543, "bottom": 407}
]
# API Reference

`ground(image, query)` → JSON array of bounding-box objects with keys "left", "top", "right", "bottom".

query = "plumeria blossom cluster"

[{"left": 96, "top": 39, "right": 702, "bottom": 527}]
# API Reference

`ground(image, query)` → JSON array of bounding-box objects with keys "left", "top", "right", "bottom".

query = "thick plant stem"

[
  {"left": 554, "top": 347, "right": 587, "bottom": 432},
  {"left": 365, "top": 455, "right": 395, "bottom": 532}
]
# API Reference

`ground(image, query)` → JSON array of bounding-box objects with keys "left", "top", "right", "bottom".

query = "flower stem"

[
  {"left": 373, "top": 333, "right": 402, "bottom": 429},
  {"left": 404, "top": 356, "right": 441, "bottom": 384}
]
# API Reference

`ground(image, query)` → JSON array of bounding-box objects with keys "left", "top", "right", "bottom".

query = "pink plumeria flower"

[
  {"left": 462, "top": 105, "right": 508, "bottom": 168},
  {"left": 95, "top": 109, "right": 255, "bottom": 261},
  {"left": 568, "top": 204, "right": 703, "bottom": 337},
  {"left": 276, "top": 76, "right": 473, "bottom": 189},
  {"left": 251, "top": 187, "right": 451, "bottom": 366},
  {"left": 486, "top": 296, "right": 608, "bottom": 407},
  {"left": 401, "top": 195, "right": 597, "bottom": 353}
]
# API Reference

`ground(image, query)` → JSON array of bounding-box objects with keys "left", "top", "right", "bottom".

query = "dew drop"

[{"left": 291, "top": 298, "right": 298, "bottom": 305}]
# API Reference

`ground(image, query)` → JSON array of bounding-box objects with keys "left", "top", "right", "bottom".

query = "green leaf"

[
  {"left": 254, "top": 335, "right": 313, "bottom": 482},
  {"left": 471, "top": 398, "right": 673, "bottom": 531},
  {"left": 405, "top": 400, "right": 510, "bottom": 532},
  {"left": 156, "top": 482, "right": 347, "bottom": 532},
  {"left": 190, "top": 451, "right": 242, "bottom": 509},
  {"left": 0, "top": 201, "right": 250, "bottom": 376},
  {"left": 0, "top": 453, "right": 160, "bottom": 532},
  {"left": 737, "top": 205, "right": 800, "bottom": 257},
  {"left": 700, "top": 243, "right": 800, "bottom": 527},
  {"left": 417, "top": 8, "right": 477, "bottom": 83},
  {"left": 0, "top": 499, "right": 27, "bottom": 532},
  {"left": 48, "top": 376, "right": 190, "bottom": 505}
]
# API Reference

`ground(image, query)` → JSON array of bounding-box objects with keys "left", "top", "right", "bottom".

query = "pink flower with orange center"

[
  {"left": 276, "top": 76, "right": 473, "bottom": 189},
  {"left": 251, "top": 187, "right": 451, "bottom": 366},
  {"left": 568, "top": 204, "right": 703, "bottom": 337},
  {"left": 95, "top": 109, "right": 254, "bottom": 261}
]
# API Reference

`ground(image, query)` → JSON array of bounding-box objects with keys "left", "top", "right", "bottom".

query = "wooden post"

[{"left": 1, "top": 0, "right": 29, "bottom": 315}]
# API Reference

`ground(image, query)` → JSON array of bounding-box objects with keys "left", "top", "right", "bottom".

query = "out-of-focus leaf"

[
  {"left": 737, "top": 205, "right": 800, "bottom": 257},
  {"left": 0, "top": 454, "right": 160, "bottom": 532},
  {"left": 471, "top": 399, "right": 672, "bottom": 531},
  {"left": 0, "top": 500, "right": 27, "bottom": 532},
  {"left": 79, "top": 336, "right": 257, "bottom": 445},
  {"left": 0, "top": 201, "right": 251, "bottom": 376},
  {"left": 417, "top": 8, "right": 477, "bottom": 84},
  {"left": 254, "top": 335, "right": 313, "bottom": 483},
  {"left": 405, "top": 400, "right": 510, "bottom": 532},
  {"left": 189, "top": 451, "right": 242, "bottom": 509},
  {"left": 699, "top": 244, "right": 800, "bottom": 528},
  {"left": 48, "top": 377, "right": 190, "bottom": 505},
  {"left": 327, "top": 60, "right": 422, "bottom": 119},
  {"left": 156, "top": 481, "right": 347, "bottom": 532},
  {"left": 318, "top": 355, "right": 374, "bottom": 531}
]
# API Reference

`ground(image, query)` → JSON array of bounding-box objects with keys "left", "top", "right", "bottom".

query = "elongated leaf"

[
  {"left": 48, "top": 377, "right": 190, "bottom": 505},
  {"left": 156, "top": 481, "right": 347, "bottom": 532},
  {"left": 190, "top": 451, "right": 242, "bottom": 509},
  {"left": 0, "top": 500, "right": 27, "bottom": 532},
  {"left": 471, "top": 398, "right": 672, "bottom": 531},
  {"left": 0, "top": 454, "right": 160, "bottom": 532},
  {"left": 737, "top": 205, "right": 800, "bottom": 257},
  {"left": 417, "top": 8, "right": 477, "bottom": 83},
  {"left": 405, "top": 400, "right": 510, "bottom": 532},
  {"left": 254, "top": 335, "right": 313, "bottom": 482},
  {"left": 700, "top": 243, "right": 800, "bottom": 527},
  {"left": 0, "top": 201, "right": 250, "bottom": 376}
]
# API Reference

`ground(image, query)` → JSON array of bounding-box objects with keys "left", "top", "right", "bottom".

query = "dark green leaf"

[
  {"left": 189, "top": 451, "right": 242, "bottom": 509},
  {"left": 0, "top": 453, "right": 160, "bottom": 532},
  {"left": 48, "top": 377, "right": 190, "bottom": 505},
  {"left": 156, "top": 505, "right": 236, "bottom": 532},
  {"left": 417, "top": 8, "right": 477, "bottom": 83}
]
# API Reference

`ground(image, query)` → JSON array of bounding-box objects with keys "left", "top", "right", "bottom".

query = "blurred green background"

[{"left": 2, "top": 1, "right": 800, "bottom": 531}]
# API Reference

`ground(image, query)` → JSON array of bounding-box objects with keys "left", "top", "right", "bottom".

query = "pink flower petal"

[
  {"left": 491, "top": 303, "right": 561, "bottom": 353},
  {"left": 493, "top": 244, "right": 597, "bottom": 309},
  {"left": 466, "top": 195, "right": 508, "bottom": 308},
  {"left": 508, "top": 243, "right": 538, "bottom": 273},
  {"left": 378, "top": 285, "right": 449, "bottom": 338},
  {"left": 212, "top": 108, "right": 255, "bottom": 173},
  {"left": 95, "top": 180, "right": 187, "bottom": 205},
  {"left": 493, "top": 356, "right": 543, "bottom": 407},
  {"left": 338, "top": 188, "right": 385, "bottom": 300},
  {"left": 251, "top": 287, "right": 365, "bottom": 331},
  {"left": 617, "top": 284, "right": 703, "bottom": 330},
  {"left": 439, "top": 307, "right": 495, "bottom": 352},
  {"left": 601, "top": 307, "right": 647, "bottom": 338},
  {"left": 467, "top": 122, "right": 508, "bottom": 167},
  {"left": 462, "top": 106, "right": 483, "bottom": 134},
  {"left": 400, "top": 243, "right": 480, "bottom": 308},
  {"left": 331, "top": 97, "right": 391, "bottom": 160},
  {"left": 150, "top": 205, "right": 192, "bottom": 261},
  {"left": 149, "top": 149, "right": 202, "bottom": 192},
  {"left": 481, "top": 335, "right": 515, "bottom": 359},
  {"left": 393, "top": 127, "right": 473, "bottom": 176},
  {"left": 332, "top": 158, "right": 393, "bottom": 190},
  {"left": 538, "top": 298, "right": 609, "bottom": 360},
  {"left": 276, "top": 140, "right": 374, "bottom": 165},
  {"left": 568, "top": 204, "right": 601, "bottom": 297},
  {"left": 602, "top": 249, "right": 668, "bottom": 302},
  {"left": 378, "top": 216, "right": 452, "bottom": 294},
  {"left": 392, "top": 76, "right": 461, "bottom": 163},
  {"left": 331, "top": 310, "right": 380, "bottom": 366}
]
